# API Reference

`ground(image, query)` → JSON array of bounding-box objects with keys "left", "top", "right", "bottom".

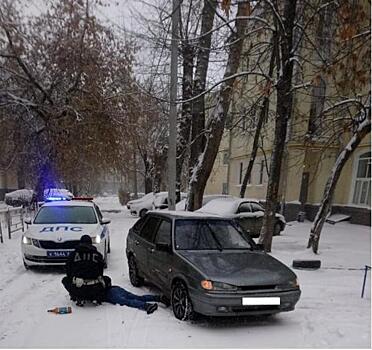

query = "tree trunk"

[
  {"left": 307, "top": 117, "right": 371, "bottom": 253},
  {"left": 240, "top": 35, "right": 276, "bottom": 198},
  {"left": 187, "top": 1, "right": 250, "bottom": 211},
  {"left": 189, "top": 0, "right": 218, "bottom": 174},
  {"left": 176, "top": 42, "right": 194, "bottom": 199},
  {"left": 259, "top": 0, "right": 297, "bottom": 252}
]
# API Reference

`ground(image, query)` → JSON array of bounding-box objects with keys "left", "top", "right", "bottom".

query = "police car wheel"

[
  {"left": 139, "top": 209, "right": 148, "bottom": 218},
  {"left": 128, "top": 256, "right": 144, "bottom": 287},
  {"left": 23, "top": 260, "right": 30, "bottom": 270}
]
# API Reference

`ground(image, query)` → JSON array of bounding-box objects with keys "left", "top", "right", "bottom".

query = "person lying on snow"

[
  {"left": 62, "top": 235, "right": 168, "bottom": 314},
  {"left": 104, "top": 277, "right": 169, "bottom": 314}
]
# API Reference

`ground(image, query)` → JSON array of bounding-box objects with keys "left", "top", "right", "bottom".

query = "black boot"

[
  {"left": 158, "top": 295, "right": 170, "bottom": 307},
  {"left": 145, "top": 303, "right": 158, "bottom": 314}
]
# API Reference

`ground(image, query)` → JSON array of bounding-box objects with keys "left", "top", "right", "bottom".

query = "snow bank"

[{"left": 0, "top": 200, "right": 369, "bottom": 348}]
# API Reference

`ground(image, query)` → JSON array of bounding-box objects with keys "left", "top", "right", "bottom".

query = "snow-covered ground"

[{"left": 0, "top": 196, "right": 370, "bottom": 348}]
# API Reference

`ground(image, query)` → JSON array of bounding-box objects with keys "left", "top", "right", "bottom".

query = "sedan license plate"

[
  {"left": 242, "top": 297, "right": 280, "bottom": 306},
  {"left": 47, "top": 251, "right": 72, "bottom": 258}
]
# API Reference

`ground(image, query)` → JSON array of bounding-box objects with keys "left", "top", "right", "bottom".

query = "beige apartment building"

[{"left": 205, "top": 2, "right": 370, "bottom": 225}]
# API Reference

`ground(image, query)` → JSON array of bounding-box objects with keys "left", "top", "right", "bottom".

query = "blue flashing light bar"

[{"left": 45, "top": 196, "right": 70, "bottom": 202}]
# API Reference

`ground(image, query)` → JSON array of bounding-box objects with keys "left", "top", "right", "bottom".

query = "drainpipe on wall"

[{"left": 226, "top": 128, "right": 233, "bottom": 194}]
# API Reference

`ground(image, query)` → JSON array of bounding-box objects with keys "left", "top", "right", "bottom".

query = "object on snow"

[
  {"left": 325, "top": 214, "right": 351, "bottom": 224},
  {"left": 47, "top": 306, "right": 72, "bottom": 314},
  {"left": 361, "top": 265, "right": 371, "bottom": 298},
  {"left": 292, "top": 260, "right": 321, "bottom": 270}
]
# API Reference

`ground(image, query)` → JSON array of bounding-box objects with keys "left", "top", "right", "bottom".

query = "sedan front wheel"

[{"left": 171, "top": 281, "right": 194, "bottom": 321}]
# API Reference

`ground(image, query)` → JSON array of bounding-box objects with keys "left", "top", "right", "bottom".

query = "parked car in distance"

[
  {"left": 153, "top": 192, "right": 187, "bottom": 210},
  {"left": 44, "top": 188, "right": 73, "bottom": 201},
  {"left": 175, "top": 194, "right": 233, "bottom": 211},
  {"left": 127, "top": 192, "right": 154, "bottom": 214},
  {"left": 126, "top": 211, "right": 300, "bottom": 320},
  {"left": 5, "top": 189, "right": 36, "bottom": 207},
  {"left": 21, "top": 198, "right": 111, "bottom": 268},
  {"left": 197, "top": 197, "right": 286, "bottom": 237}
]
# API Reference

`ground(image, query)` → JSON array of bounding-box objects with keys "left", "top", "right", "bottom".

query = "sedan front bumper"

[{"left": 189, "top": 288, "right": 301, "bottom": 317}]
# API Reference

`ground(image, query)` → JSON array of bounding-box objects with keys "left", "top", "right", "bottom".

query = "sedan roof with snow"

[
  {"left": 197, "top": 197, "right": 260, "bottom": 215},
  {"left": 147, "top": 210, "right": 222, "bottom": 219}
]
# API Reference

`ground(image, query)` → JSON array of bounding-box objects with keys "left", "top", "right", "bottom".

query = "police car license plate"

[
  {"left": 47, "top": 251, "right": 71, "bottom": 258},
  {"left": 242, "top": 297, "right": 280, "bottom": 306}
]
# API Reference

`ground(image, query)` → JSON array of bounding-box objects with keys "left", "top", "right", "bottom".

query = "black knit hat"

[{"left": 80, "top": 234, "right": 92, "bottom": 244}]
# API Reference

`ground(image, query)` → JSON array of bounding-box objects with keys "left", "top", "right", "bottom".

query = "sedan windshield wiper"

[{"left": 205, "top": 223, "right": 223, "bottom": 252}]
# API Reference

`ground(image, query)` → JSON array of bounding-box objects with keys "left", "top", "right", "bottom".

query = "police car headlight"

[
  {"left": 22, "top": 236, "right": 32, "bottom": 245},
  {"left": 92, "top": 235, "right": 101, "bottom": 244}
]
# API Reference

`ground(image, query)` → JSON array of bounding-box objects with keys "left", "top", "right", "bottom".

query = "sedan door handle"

[
  {"left": 135, "top": 240, "right": 140, "bottom": 245},
  {"left": 148, "top": 248, "right": 154, "bottom": 253}
]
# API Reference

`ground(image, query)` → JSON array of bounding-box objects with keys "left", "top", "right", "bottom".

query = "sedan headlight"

[
  {"left": 201, "top": 280, "right": 238, "bottom": 292},
  {"left": 92, "top": 235, "right": 101, "bottom": 244},
  {"left": 279, "top": 279, "right": 299, "bottom": 289},
  {"left": 22, "top": 236, "right": 32, "bottom": 245}
]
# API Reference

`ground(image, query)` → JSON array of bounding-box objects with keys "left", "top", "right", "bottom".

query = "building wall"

[{"left": 0, "top": 169, "right": 18, "bottom": 201}]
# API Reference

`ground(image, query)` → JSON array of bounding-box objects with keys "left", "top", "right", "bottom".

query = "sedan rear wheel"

[
  {"left": 171, "top": 282, "right": 194, "bottom": 321},
  {"left": 274, "top": 222, "right": 282, "bottom": 236},
  {"left": 103, "top": 244, "right": 108, "bottom": 269},
  {"left": 128, "top": 255, "right": 144, "bottom": 287}
]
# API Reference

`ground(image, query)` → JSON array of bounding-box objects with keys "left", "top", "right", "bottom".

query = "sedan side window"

[
  {"left": 154, "top": 220, "right": 171, "bottom": 245},
  {"left": 251, "top": 203, "right": 264, "bottom": 212},
  {"left": 132, "top": 216, "right": 147, "bottom": 234},
  {"left": 140, "top": 216, "right": 161, "bottom": 242},
  {"left": 237, "top": 202, "right": 252, "bottom": 213},
  {"left": 94, "top": 204, "right": 103, "bottom": 222}
]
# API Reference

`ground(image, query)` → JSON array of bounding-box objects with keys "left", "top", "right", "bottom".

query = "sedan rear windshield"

[
  {"left": 34, "top": 206, "right": 97, "bottom": 224},
  {"left": 175, "top": 219, "right": 252, "bottom": 250}
]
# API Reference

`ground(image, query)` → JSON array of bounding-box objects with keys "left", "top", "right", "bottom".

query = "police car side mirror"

[
  {"left": 24, "top": 217, "right": 32, "bottom": 225},
  {"left": 101, "top": 218, "right": 111, "bottom": 225}
]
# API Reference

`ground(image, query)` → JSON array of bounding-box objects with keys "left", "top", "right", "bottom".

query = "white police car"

[{"left": 21, "top": 198, "right": 111, "bottom": 269}]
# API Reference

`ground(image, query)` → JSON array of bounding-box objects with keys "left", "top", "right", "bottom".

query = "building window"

[
  {"left": 222, "top": 182, "right": 228, "bottom": 195},
  {"left": 352, "top": 152, "right": 371, "bottom": 206},
  {"left": 239, "top": 162, "right": 243, "bottom": 185},
  {"left": 259, "top": 160, "right": 264, "bottom": 184},
  {"left": 223, "top": 151, "right": 229, "bottom": 165},
  {"left": 308, "top": 77, "right": 326, "bottom": 136}
]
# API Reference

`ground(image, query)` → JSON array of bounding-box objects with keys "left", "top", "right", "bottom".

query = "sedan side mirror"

[
  {"left": 156, "top": 243, "right": 172, "bottom": 253},
  {"left": 101, "top": 217, "right": 111, "bottom": 225},
  {"left": 24, "top": 217, "right": 32, "bottom": 225}
]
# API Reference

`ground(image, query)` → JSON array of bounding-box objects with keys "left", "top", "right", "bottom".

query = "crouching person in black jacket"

[{"left": 62, "top": 235, "right": 110, "bottom": 306}]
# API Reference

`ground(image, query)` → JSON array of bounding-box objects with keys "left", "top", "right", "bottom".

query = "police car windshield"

[{"left": 34, "top": 206, "right": 97, "bottom": 224}]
